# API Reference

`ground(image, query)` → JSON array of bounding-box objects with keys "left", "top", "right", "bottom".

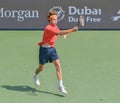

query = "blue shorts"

[{"left": 39, "top": 46, "right": 59, "bottom": 65}]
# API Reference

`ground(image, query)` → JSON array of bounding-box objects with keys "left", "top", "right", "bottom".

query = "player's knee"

[
  {"left": 39, "top": 64, "right": 44, "bottom": 71},
  {"left": 55, "top": 64, "right": 61, "bottom": 71}
]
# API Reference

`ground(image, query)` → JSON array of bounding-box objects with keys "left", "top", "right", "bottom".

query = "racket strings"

[{"left": 79, "top": 15, "right": 85, "bottom": 27}]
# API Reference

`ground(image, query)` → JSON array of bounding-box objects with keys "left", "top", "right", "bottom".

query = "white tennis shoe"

[
  {"left": 58, "top": 86, "right": 67, "bottom": 94},
  {"left": 33, "top": 74, "right": 40, "bottom": 86}
]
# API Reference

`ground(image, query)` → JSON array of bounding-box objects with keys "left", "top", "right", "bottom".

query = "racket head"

[{"left": 78, "top": 15, "right": 86, "bottom": 28}]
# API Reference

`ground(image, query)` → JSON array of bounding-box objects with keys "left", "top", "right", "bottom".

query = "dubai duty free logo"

[
  {"left": 112, "top": 9, "right": 120, "bottom": 21},
  {"left": 50, "top": 6, "right": 65, "bottom": 21}
]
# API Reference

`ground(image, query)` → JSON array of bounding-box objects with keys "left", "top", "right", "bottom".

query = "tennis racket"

[{"left": 77, "top": 15, "right": 86, "bottom": 29}]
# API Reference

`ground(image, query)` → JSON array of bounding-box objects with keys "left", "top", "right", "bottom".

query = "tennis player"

[{"left": 33, "top": 10, "right": 78, "bottom": 94}]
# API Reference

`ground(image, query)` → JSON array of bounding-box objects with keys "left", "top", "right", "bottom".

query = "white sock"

[
  {"left": 34, "top": 74, "right": 38, "bottom": 77},
  {"left": 58, "top": 80, "right": 63, "bottom": 87}
]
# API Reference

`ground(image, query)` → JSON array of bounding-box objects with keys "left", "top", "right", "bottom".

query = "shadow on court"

[{"left": 1, "top": 85, "right": 65, "bottom": 97}]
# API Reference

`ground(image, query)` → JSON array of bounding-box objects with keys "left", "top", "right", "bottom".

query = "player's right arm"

[{"left": 58, "top": 26, "right": 78, "bottom": 36}]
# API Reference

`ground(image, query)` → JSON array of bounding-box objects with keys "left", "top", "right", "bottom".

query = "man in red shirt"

[{"left": 33, "top": 10, "right": 78, "bottom": 94}]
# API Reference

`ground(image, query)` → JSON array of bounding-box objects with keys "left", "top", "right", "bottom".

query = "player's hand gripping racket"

[{"left": 77, "top": 15, "right": 86, "bottom": 29}]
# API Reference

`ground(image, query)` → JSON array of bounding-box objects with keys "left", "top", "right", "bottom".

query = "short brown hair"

[{"left": 47, "top": 10, "right": 58, "bottom": 22}]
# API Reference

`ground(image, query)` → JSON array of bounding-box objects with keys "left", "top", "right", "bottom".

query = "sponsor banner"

[{"left": 0, "top": 0, "right": 120, "bottom": 30}]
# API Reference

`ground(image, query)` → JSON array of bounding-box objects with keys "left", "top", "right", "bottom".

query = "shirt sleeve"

[{"left": 46, "top": 25, "right": 60, "bottom": 35}]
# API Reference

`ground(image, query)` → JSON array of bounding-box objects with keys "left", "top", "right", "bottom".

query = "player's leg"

[
  {"left": 35, "top": 64, "right": 44, "bottom": 74},
  {"left": 53, "top": 59, "right": 62, "bottom": 80},
  {"left": 33, "top": 64, "right": 44, "bottom": 86},
  {"left": 53, "top": 59, "right": 67, "bottom": 94},
  {"left": 33, "top": 46, "right": 46, "bottom": 86}
]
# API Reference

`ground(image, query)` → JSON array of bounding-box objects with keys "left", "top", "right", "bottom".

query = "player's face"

[{"left": 50, "top": 18, "right": 58, "bottom": 25}]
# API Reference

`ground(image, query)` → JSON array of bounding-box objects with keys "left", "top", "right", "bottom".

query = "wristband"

[{"left": 66, "top": 29, "right": 73, "bottom": 33}]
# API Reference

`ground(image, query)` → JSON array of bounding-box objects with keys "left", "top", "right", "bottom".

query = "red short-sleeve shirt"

[{"left": 38, "top": 24, "right": 60, "bottom": 47}]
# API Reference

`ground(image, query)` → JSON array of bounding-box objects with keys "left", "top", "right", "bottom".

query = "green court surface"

[{"left": 0, "top": 30, "right": 120, "bottom": 103}]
